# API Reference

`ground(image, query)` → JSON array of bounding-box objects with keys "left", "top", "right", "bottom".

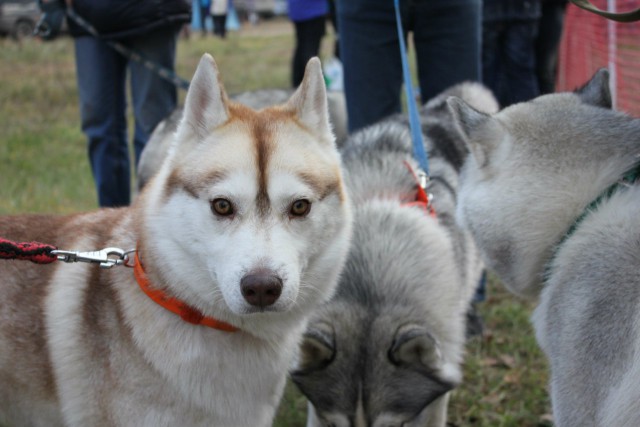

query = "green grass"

[{"left": 0, "top": 20, "right": 551, "bottom": 426}]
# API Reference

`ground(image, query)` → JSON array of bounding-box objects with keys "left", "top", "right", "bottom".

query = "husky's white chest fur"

[{"left": 0, "top": 54, "right": 352, "bottom": 427}]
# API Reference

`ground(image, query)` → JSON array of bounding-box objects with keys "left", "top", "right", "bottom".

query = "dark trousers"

[
  {"left": 74, "top": 28, "right": 178, "bottom": 207},
  {"left": 292, "top": 16, "right": 326, "bottom": 88},
  {"left": 482, "top": 19, "right": 540, "bottom": 107},
  {"left": 212, "top": 14, "right": 227, "bottom": 38},
  {"left": 336, "top": 0, "right": 481, "bottom": 133},
  {"left": 535, "top": 1, "right": 567, "bottom": 94}
]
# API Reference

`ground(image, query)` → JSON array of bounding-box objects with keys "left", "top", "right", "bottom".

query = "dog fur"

[
  {"left": 449, "top": 69, "right": 640, "bottom": 426},
  {"left": 291, "top": 82, "right": 497, "bottom": 427},
  {"left": 0, "top": 54, "right": 352, "bottom": 427},
  {"left": 137, "top": 89, "right": 348, "bottom": 190}
]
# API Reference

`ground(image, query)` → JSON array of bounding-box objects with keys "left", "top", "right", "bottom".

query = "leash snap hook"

[
  {"left": 416, "top": 169, "right": 434, "bottom": 205},
  {"left": 416, "top": 168, "right": 430, "bottom": 190},
  {"left": 51, "top": 247, "right": 131, "bottom": 269}
]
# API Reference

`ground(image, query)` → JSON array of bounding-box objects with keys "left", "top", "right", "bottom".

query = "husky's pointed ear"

[
  {"left": 287, "top": 57, "right": 333, "bottom": 143},
  {"left": 294, "top": 322, "right": 335, "bottom": 373},
  {"left": 575, "top": 68, "right": 611, "bottom": 109},
  {"left": 180, "top": 53, "right": 230, "bottom": 141},
  {"left": 447, "top": 96, "right": 499, "bottom": 168},
  {"left": 389, "top": 324, "right": 461, "bottom": 385},
  {"left": 389, "top": 325, "right": 441, "bottom": 369}
]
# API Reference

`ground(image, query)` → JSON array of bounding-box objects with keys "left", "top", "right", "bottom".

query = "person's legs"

[
  {"left": 328, "top": 0, "right": 340, "bottom": 59},
  {"left": 292, "top": 16, "right": 326, "bottom": 88},
  {"left": 336, "top": 0, "right": 404, "bottom": 132},
  {"left": 292, "top": 21, "right": 305, "bottom": 88},
  {"left": 413, "top": 0, "right": 482, "bottom": 103},
  {"left": 74, "top": 36, "right": 130, "bottom": 207},
  {"left": 219, "top": 15, "right": 227, "bottom": 38},
  {"left": 127, "top": 27, "right": 179, "bottom": 173},
  {"left": 502, "top": 20, "right": 540, "bottom": 106},
  {"left": 200, "top": 6, "right": 209, "bottom": 35},
  {"left": 535, "top": 1, "right": 567, "bottom": 94},
  {"left": 212, "top": 15, "right": 227, "bottom": 38},
  {"left": 482, "top": 21, "right": 506, "bottom": 107}
]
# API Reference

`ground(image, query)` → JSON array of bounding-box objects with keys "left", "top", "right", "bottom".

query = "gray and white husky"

[
  {"left": 291, "top": 83, "right": 497, "bottom": 427},
  {"left": 0, "top": 54, "right": 352, "bottom": 426},
  {"left": 448, "top": 69, "right": 640, "bottom": 427}
]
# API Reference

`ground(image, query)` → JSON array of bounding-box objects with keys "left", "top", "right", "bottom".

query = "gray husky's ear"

[
  {"left": 179, "top": 53, "right": 230, "bottom": 141},
  {"left": 296, "top": 322, "right": 335, "bottom": 373},
  {"left": 389, "top": 324, "right": 462, "bottom": 384},
  {"left": 286, "top": 57, "right": 333, "bottom": 144},
  {"left": 576, "top": 68, "right": 611, "bottom": 109},
  {"left": 389, "top": 324, "right": 442, "bottom": 370},
  {"left": 447, "top": 96, "right": 498, "bottom": 168}
]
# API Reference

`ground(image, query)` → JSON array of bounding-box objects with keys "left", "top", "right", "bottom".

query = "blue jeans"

[
  {"left": 482, "top": 19, "right": 540, "bottom": 107},
  {"left": 74, "top": 27, "right": 178, "bottom": 207},
  {"left": 336, "top": 0, "right": 482, "bottom": 133}
]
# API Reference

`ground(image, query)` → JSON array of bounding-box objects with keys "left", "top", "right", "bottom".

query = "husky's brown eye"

[
  {"left": 211, "top": 198, "right": 234, "bottom": 216},
  {"left": 290, "top": 199, "right": 311, "bottom": 217}
]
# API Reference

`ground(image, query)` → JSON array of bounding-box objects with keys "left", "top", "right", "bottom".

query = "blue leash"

[{"left": 393, "top": 0, "right": 430, "bottom": 178}]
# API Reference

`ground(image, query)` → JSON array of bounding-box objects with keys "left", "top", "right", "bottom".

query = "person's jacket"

[
  {"left": 287, "top": 0, "right": 327, "bottom": 22},
  {"left": 68, "top": 0, "right": 191, "bottom": 39}
]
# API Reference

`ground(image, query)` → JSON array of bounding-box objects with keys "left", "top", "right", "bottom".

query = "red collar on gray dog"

[
  {"left": 402, "top": 161, "right": 437, "bottom": 218},
  {"left": 133, "top": 251, "right": 239, "bottom": 332}
]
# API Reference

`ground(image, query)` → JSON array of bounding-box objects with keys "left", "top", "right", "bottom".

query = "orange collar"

[{"left": 133, "top": 251, "right": 239, "bottom": 332}]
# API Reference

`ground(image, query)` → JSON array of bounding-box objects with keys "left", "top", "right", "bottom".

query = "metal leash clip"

[
  {"left": 415, "top": 168, "right": 430, "bottom": 191},
  {"left": 418, "top": 171, "right": 434, "bottom": 204},
  {"left": 50, "top": 247, "right": 136, "bottom": 269}
]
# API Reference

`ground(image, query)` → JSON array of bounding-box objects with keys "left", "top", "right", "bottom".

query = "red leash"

[
  {"left": 0, "top": 237, "right": 239, "bottom": 332},
  {"left": 0, "top": 238, "right": 58, "bottom": 264}
]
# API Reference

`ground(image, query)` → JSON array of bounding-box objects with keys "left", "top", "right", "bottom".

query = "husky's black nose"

[{"left": 240, "top": 272, "right": 283, "bottom": 308}]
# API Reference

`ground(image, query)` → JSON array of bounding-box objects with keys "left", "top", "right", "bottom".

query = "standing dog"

[
  {"left": 449, "top": 69, "right": 640, "bottom": 426},
  {"left": 0, "top": 54, "right": 352, "bottom": 426},
  {"left": 291, "top": 83, "right": 497, "bottom": 427}
]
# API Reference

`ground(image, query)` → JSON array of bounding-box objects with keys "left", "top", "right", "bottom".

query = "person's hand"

[{"left": 35, "top": 0, "right": 66, "bottom": 40}]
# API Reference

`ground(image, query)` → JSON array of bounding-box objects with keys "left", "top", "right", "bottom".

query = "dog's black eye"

[
  {"left": 211, "top": 198, "right": 234, "bottom": 216},
  {"left": 290, "top": 199, "right": 311, "bottom": 217}
]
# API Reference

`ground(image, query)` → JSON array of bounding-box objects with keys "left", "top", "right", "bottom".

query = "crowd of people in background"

[
  {"left": 482, "top": 0, "right": 568, "bottom": 107},
  {"left": 287, "top": 0, "right": 567, "bottom": 128},
  {"left": 42, "top": 0, "right": 190, "bottom": 208},
  {"left": 36, "top": 0, "right": 569, "bottom": 209}
]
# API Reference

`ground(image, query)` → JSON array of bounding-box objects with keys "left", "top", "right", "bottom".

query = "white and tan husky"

[{"left": 0, "top": 54, "right": 352, "bottom": 427}]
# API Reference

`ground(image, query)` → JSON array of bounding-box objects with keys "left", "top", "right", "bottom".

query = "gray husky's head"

[
  {"left": 292, "top": 305, "right": 458, "bottom": 427},
  {"left": 447, "top": 69, "right": 638, "bottom": 297},
  {"left": 291, "top": 203, "right": 464, "bottom": 427}
]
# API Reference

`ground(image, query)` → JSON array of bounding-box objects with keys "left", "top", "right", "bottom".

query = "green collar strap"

[
  {"left": 561, "top": 163, "right": 640, "bottom": 244},
  {"left": 544, "top": 162, "right": 640, "bottom": 282}
]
